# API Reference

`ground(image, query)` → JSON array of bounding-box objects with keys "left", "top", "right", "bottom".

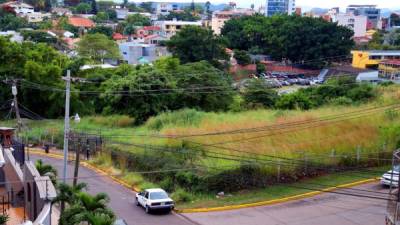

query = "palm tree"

[
  {"left": 35, "top": 159, "right": 58, "bottom": 185},
  {"left": 0, "top": 214, "right": 9, "bottom": 225},
  {"left": 59, "top": 192, "right": 115, "bottom": 225},
  {"left": 53, "top": 182, "right": 88, "bottom": 213}
]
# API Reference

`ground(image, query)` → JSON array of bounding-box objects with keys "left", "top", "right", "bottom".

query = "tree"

[
  {"left": 256, "top": 62, "right": 265, "bottom": 74},
  {"left": 77, "top": 33, "right": 120, "bottom": 63},
  {"left": 174, "top": 61, "right": 234, "bottom": 111},
  {"left": 88, "top": 26, "right": 113, "bottom": 38},
  {"left": 166, "top": 26, "right": 227, "bottom": 64},
  {"left": 243, "top": 79, "right": 278, "bottom": 108},
  {"left": 102, "top": 66, "right": 176, "bottom": 124},
  {"left": 139, "top": 2, "right": 153, "bottom": 13},
  {"left": 21, "top": 30, "right": 57, "bottom": 44},
  {"left": 75, "top": 3, "right": 91, "bottom": 14},
  {"left": 222, "top": 15, "right": 354, "bottom": 68},
  {"left": 91, "top": 0, "right": 97, "bottom": 14},
  {"left": 205, "top": 1, "right": 211, "bottom": 19},
  {"left": 53, "top": 182, "right": 88, "bottom": 213},
  {"left": 35, "top": 159, "right": 58, "bottom": 184},
  {"left": 234, "top": 50, "right": 251, "bottom": 65},
  {"left": 390, "top": 13, "right": 400, "bottom": 27},
  {"left": 126, "top": 13, "right": 151, "bottom": 26},
  {"left": 0, "top": 12, "right": 28, "bottom": 31}
]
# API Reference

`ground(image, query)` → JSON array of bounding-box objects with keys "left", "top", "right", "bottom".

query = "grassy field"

[{"left": 3, "top": 85, "right": 400, "bottom": 207}]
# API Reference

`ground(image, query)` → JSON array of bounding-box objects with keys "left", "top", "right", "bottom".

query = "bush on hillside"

[
  {"left": 145, "top": 109, "right": 205, "bottom": 130},
  {"left": 243, "top": 79, "right": 279, "bottom": 109}
]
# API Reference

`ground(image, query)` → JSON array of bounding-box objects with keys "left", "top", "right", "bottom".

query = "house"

[
  {"left": 154, "top": 2, "right": 180, "bottom": 15},
  {"left": 1, "top": 1, "right": 34, "bottom": 15},
  {"left": 352, "top": 50, "right": 400, "bottom": 69},
  {"left": 0, "top": 31, "right": 23, "bottom": 43},
  {"left": 378, "top": 60, "right": 400, "bottom": 81},
  {"left": 119, "top": 42, "right": 170, "bottom": 65},
  {"left": 51, "top": 7, "right": 72, "bottom": 16},
  {"left": 211, "top": 9, "right": 255, "bottom": 35},
  {"left": 154, "top": 19, "right": 202, "bottom": 38},
  {"left": 0, "top": 128, "right": 57, "bottom": 225},
  {"left": 112, "top": 33, "right": 128, "bottom": 42},
  {"left": 356, "top": 71, "right": 381, "bottom": 84},
  {"left": 68, "top": 16, "right": 95, "bottom": 29},
  {"left": 25, "top": 12, "right": 51, "bottom": 23}
]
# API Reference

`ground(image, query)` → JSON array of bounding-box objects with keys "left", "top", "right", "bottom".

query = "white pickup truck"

[{"left": 135, "top": 188, "right": 174, "bottom": 213}]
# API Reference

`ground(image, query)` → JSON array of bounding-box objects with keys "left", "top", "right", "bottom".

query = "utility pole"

[
  {"left": 11, "top": 80, "right": 22, "bottom": 131},
  {"left": 73, "top": 133, "right": 81, "bottom": 186},
  {"left": 62, "top": 70, "right": 71, "bottom": 183}
]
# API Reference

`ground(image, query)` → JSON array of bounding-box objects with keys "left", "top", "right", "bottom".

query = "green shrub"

[
  {"left": 330, "top": 96, "right": 353, "bottom": 106},
  {"left": 346, "top": 84, "right": 376, "bottom": 102},
  {"left": 0, "top": 214, "right": 9, "bottom": 225},
  {"left": 275, "top": 92, "right": 313, "bottom": 110},
  {"left": 171, "top": 188, "right": 193, "bottom": 203},
  {"left": 88, "top": 115, "right": 135, "bottom": 127},
  {"left": 159, "top": 177, "right": 175, "bottom": 192},
  {"left": 145, "top": 109, "right": 205, "bottom": 130},
  {"left": 243, "top": 79, "right": 279, "bottom": 109}
]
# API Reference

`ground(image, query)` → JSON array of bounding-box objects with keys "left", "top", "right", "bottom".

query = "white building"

[
  {"left": 336, "top": 14, "right": 367, "bottom": 37},
  {"left": 119, "top": 42, "right": 170, "bottom": 65},
  {"left": 211, "top": 9, "right": 255, "bottom": 35},
  {"left": 0, "top": 31, "right": 23, "bottom": 43},
  {"left": 154, "top": 19, "right": 202, "bottom": 38},
  {"left": 265, "top": 0, "right": 295, "bottom": 17},
  {"left": 155, "top": 2, "right": 180, "bottom": 15},
  {"left": 2, "top": 1, "right": 34, "bottom": 15},
  {"left": 25, "top": 12, "right": 51, "bottom": 23}
]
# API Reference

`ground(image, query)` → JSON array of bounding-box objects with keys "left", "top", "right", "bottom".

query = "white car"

[
  {"left": 381, "top": 166, "right": 400, "bottom": 187},
  {"left": 135, "top": 188, "right": 174, "bottom": 213}
]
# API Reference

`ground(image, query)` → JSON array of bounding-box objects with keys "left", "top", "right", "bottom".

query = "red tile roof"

[
  {"left": 112, "top": 33, "right": 127, "bottom": 40},
  {"left": 68, "top": 16, "right": 95, "bottom": 28},
  {"left": 381, "top": 60, "right": 400, "bottom": 66},
  {"left": 143, "top": 26, "right": 161, "bottom": 31}
]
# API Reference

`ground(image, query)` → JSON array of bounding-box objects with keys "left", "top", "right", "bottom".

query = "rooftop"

[
  {"left": 347, "top": 5, "right": 377, "bottom": 8},
  {"left": 380, "top": 60, "right": 400, "bottom": 66},
  {"left": 68, "top": 16, "right": 95, "bottom": 28}
]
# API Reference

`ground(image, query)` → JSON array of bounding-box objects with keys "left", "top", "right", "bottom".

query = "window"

[
  {"left": 369, "top": 55, "right": 382, "bottom": 60},
  {"left": 144, "top": 192, "right": 149, "bottom": 199}
]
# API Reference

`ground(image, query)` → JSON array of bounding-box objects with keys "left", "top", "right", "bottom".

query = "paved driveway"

[
  {"left": 183, "top": 183, "right": 389, "bottom": 225},
  {"left": 30, "top": 154, "right": 194, "bottom": 225}
]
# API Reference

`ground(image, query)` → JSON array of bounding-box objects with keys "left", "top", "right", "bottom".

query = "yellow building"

[
  {"left": 378, "top": 60, "right": 400, "bottom": 81},
  {"left": 352, "top": 50, "right": 400, "bottom": 69}
]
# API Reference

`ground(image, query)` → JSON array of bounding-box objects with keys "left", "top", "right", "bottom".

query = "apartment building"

[
  {"left": 154, "top": 19, "right": 202, "bottom": 38},
  {"left": 346, "top": 5, "right": 380, "bottom": 29},
  {"left": 336, "top": 14, "right": 367, "bottom": 37},
  {"left": 265, "top": 0, "right": 296, "bottom": 17},
  {"left": 211, "top": 9, "right": 255, "bottom": 35}
]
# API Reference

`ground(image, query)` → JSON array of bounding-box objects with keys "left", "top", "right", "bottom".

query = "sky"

[{"left": 131, "top": 0, "right": 400, "bottom": 10}]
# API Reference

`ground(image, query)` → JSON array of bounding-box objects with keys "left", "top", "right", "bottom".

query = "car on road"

[
  {"left": 381, "top": 165, "right": 400, "bottom": 187},
  {"left": 136, "top": 188, "right": 174, "bottom": 213}
]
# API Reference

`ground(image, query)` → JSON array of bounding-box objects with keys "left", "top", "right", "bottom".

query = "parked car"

[
  {"left": 381, "top": 166, "right": 400, "bottom": 187},
  {"left": 136, "top": 188, "right": 174, "bottom": 213}
]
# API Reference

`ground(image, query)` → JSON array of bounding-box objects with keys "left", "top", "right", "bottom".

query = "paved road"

[
  {"left": 30, "top": 155, "right": 194, "bottom": 225},
  {"left": 184, "top": 182, "right": 389, "bottom": 225},
  {"left": 32, "top": 154, "right": 389, "bottom": 225}
]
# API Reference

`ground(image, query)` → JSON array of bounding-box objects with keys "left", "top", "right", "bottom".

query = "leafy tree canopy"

[
  {"left": 166, "top": 26, "right": 228, "bottom": 64},
  {"left": 77, "top": 33, "right": 120, "bottom": 63},
  {"left": 221, "top": 14, "right": 355, "bottom": 68}
]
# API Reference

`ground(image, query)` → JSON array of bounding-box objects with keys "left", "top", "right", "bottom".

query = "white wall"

[{"left": 336, "top": 14, "right": 367, "bottom": 37}]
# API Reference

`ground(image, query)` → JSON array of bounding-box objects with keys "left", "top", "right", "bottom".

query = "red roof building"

[
  {"left": 68, "top": 16, "right": 95, "bottom": 28},
  {"left": 112, "top": 33, "right": 127, "bottom": 41}
]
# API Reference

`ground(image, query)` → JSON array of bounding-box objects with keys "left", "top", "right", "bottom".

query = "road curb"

[
  {"left": 28, "top": 149, "right": 141, "bottom": 192},
  {"left": 175, "top": 178, "right": 379, "bottom": 213},
  {"left": 29, "top": 149, "right": 380, "bottom": 214}
]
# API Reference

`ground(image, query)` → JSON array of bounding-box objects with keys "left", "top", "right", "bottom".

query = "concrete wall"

[
  {"left": 24, "top": 161, "right": 57, "bottom": 224},
  {"left": 2, "top": 147, "right": 24, "bottom": 195}
]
